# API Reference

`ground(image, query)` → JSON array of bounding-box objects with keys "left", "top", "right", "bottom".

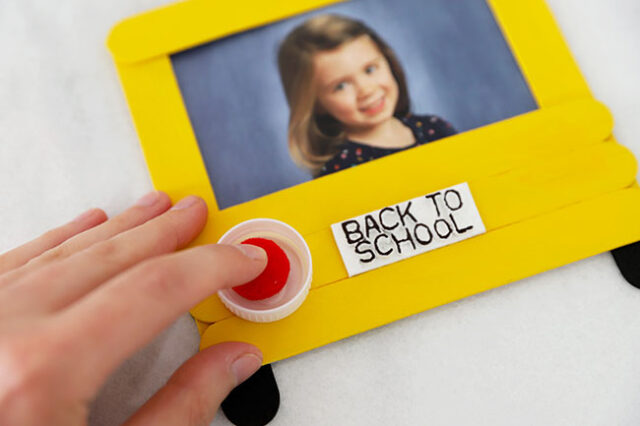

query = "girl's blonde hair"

[{"left": 278, "top": 14, "right": 410, "bottom": 176}]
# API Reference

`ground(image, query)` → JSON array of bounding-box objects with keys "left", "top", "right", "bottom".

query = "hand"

[{"left": 0, "top": 192, "right": 267, "bottom": 425}]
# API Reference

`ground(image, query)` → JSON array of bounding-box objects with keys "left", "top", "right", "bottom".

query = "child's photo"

[
  {"left": 171, "top": 0, "right": 537, "bottom": 209},
  {"left": 279, "top": 14, "right": 458, "bottom": 178}
]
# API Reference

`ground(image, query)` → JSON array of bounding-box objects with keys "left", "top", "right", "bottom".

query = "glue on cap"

[{"left": 217, "top": 219, "right": 312, "bottom": 322}]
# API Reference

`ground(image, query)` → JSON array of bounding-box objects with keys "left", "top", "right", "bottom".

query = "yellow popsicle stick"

[
  {"left": 201, "top": 187, "right": 640, "bottom": 364},
  {"left": 108, "top": 0, "right": 345, "bottom": 64},
  {"left": 194, "top": 318, "right": 211, "bottom": 336},
  {"left": 191, "top": 140, "right": 637, "bottom": 322}
]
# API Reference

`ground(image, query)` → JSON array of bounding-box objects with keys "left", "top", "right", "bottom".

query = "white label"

[{"left": 331, "top": 182, "right": 486, "bottom": 277}]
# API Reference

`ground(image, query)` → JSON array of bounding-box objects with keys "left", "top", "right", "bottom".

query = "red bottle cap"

[{"left": 217, "top": 219, "right": 312, "bottom": 322}]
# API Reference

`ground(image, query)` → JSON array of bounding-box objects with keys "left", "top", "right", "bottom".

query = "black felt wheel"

[
  {"left": 611, "top": 241, "right": 640, "bottom": 289},
  {"left": 221, "top": 364, "right": 280, "bottom": 426}
]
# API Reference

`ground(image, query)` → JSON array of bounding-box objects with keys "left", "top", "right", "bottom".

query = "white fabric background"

[{"left": 1, "top": 1, "right": 639, "bottom": 425}]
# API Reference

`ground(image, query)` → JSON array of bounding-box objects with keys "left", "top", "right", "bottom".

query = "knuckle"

[
  {"left": 39, "top": 244, "right": 69, "bottom": 263},
  {"left": 153, "top": 215, "right": 182, "bottom": 251},
  {"left": 90, "top": 239, "right": 118, "bottom": 258},
  {"left": 0, "top": 334, "right": 47, "bottom": 412},
  {"left": 108, "top": 214, "right": 130, "bottom": 232},
  {"left": 41, "top": 261, "right": 67, "bottom": 282},
  {"left": 135, "top": 258, "right": 181, "bottom": 300},
  {"left": 0, "top": 326, "right": 83, "bottom": 424},
  {"left": 165, "top": 378, "right": 213, "bottom": 424},
  {"left": 111, "top": 205, "right": 152, "bottom": 232},
  {"left": 0, "top": 253, "right": 11, "bottom": 272},
  {"left": 0, "top": 274, "right": 10, "bottom": 288},
  {"left": 88, "top": 239, "right": 124, "bottom": 267},
  {"left": 137, "top": 258, "right": 170, "bottom": 281}
]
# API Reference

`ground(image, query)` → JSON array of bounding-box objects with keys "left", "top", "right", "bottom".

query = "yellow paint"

[
  {"left": 108, "top": 0, "right": 640, "bottom": 362},
  {"left": 202, "top": 188, "right": 640, "bottom": 364},
  {"left": 194, "top": 318, "right": 210, "bottom": 336}
]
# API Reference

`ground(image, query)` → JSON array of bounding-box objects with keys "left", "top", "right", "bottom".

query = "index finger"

[{"left": 54, "top": 243, "right": 267, "bottom": 388}]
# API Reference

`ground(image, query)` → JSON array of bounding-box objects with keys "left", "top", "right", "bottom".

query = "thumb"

[{"left": 124, "top": 342, "right": 263, "bottom": 426}]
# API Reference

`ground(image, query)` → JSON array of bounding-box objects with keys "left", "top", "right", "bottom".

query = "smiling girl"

[{"left": 278, "top": 14, "right": 457, "bottom": 177}]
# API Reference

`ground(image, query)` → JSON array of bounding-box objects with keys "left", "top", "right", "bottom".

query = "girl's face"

[{"left": 313, "top": 35, "right": 399, "bottom": 135}]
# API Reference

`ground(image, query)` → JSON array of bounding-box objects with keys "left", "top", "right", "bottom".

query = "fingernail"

[
  {"left": 135, "top": 191, "right": 160, "bottom": 207},
  {"left": 234, "top": 244, "right": 267, "bottom": 261},
  {"left": 171, "top": 196, "right": 200, "bottom": 210},
  {"left": 72, "top": 208, "right": 97, "bottom": 223},
  {"left": 231, "top": 353, "right": 262, "bottom": 385}
]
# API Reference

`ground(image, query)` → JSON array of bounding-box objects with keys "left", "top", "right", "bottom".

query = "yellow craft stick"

[
  {"left": 108, "top": 0, "right": 344, "bottom": 63},
  {"left": 191, "top": 140, "right": 637, "bottom": 323},
  {"left": 202, "top": 187, "right": 640, "bottom": 364},
  {"left": 194, "top": 318, "right": 211, "bottom": 336}
]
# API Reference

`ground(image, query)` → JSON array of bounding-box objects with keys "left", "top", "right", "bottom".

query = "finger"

[
  {"left": 125, "top": 342, "right": 262, "bottom": 426},
  {"left": 56, "top": 243, "right": 267, "bottom": 386},
  {"left": 3, "top": 191, "right": 172, "bottom": 284},
  {"left": 0, "top": 196, "right": 208, "bottom": 316},
  {"left": 0, "top": 208, "right": 107, "bottom": 277}
]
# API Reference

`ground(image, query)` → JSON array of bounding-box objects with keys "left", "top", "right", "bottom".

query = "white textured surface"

[{"left": 1, "top": 1, "right": 639, "bottom": 425}]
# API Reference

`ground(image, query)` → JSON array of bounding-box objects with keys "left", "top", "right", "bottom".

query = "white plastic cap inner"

[{"left": 217, "top": 219, "right": 312, "bottom": 323}]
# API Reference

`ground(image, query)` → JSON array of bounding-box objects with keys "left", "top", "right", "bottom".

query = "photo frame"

[{"left": 108, "top": 0, "right": 640, "bottom": 364}]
